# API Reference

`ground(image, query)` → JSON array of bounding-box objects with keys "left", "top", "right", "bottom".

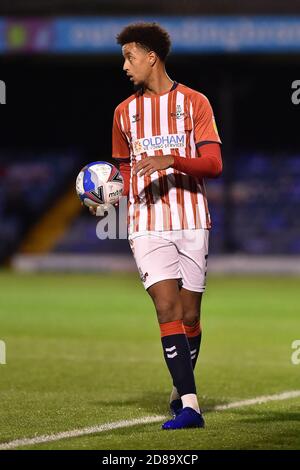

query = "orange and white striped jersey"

[{"left": 112, "top": 81, "right": 221, "bottom": 234}]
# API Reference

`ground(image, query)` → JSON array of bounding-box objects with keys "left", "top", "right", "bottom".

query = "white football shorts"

[{"left": 128, "top": 229, "right": 209, "bottom": 292}]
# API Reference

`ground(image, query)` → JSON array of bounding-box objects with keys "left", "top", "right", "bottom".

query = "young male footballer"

[{"left": 93, "top": 22, "right": 222, "bottom": 430}]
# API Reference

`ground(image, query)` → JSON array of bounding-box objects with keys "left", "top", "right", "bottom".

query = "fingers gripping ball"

[{"left": 76, "top": 161, "right": 123, "bottom": 208}]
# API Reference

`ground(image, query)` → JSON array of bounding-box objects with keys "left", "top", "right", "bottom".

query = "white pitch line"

[
  {"left": 213, "top": 390, "right": 300, "bottom": 411},
  {"left": 0, "top": 390, "right": 299, "bottom": 450},
  {"left": 0, "top": 416, "right": 165, "bottom": 451}
]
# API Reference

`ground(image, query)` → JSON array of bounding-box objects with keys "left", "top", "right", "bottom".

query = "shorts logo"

[
  {"left": 138, "top": 267, "right": 148, "bottom": 283},
  {"left": 133, "top": 134, "right": 186, "bottom": 155}
]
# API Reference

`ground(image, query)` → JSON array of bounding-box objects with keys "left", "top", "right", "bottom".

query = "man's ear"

[{"left": 148, "top": 51, "right": 157, "bottom": 66}]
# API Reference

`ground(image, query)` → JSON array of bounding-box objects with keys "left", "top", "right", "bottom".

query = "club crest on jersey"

[
  {"left": 171, "top": 105, "right": 189, "bottom": 120},
  {"left": 133, "top": 134, "right": 186, "bottom": 155},
  {"left": 131, "top": 113, "right": 140, "bottom": 123}
]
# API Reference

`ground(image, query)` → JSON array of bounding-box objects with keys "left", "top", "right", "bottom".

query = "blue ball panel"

[{"left": 83, "top": 168, "right": 95, "bottom": 192}]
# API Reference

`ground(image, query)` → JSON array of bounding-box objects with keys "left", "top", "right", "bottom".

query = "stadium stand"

[
  {"left": 0, "top": 151, "right": 80, "bottom": 262},
  {"left": 231, "top": 154, "right": 300, "bottom": 254},
  {"left": 49, "top": 153, "right": 300, "bottom": 256}
]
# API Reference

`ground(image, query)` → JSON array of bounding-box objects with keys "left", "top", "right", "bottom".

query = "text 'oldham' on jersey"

[{"left": 112, "top": 81, "right": 221, "bottom": 234}]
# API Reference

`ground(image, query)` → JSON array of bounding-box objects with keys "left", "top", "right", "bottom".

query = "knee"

[
  {"left": 154, "top": 298, "right": 183, "bottom": 324},
  {"left": 183, "top": 310, "right": 200, "bottom": 327}
]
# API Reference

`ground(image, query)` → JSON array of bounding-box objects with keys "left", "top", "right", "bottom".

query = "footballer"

[{"left": 93, "top": 22, "right": 222, "bottom": 430}]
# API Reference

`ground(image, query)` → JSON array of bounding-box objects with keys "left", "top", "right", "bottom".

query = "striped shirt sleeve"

[
  {"left": 192, "top": 93, "right": 222, "bottom": 148},
  {"left": 112, "top": 107, "right": 130, "bottom": 159}
]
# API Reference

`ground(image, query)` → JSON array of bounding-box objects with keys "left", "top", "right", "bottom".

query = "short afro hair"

[{"left": 116, "top": 22, "right": 171, "bottom": 62}]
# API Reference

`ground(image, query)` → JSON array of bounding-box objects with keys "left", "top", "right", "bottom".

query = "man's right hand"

[
  {"left": 89, "top": 204, "right": 114, "bottom": 216},
  {"left": 82, "top": 202, "right": 118, "bottom": 216},
  {"left": 81, "top": 202, "right": 99, "bottom": 216}
]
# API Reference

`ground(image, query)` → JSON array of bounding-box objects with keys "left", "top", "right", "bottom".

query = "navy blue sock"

[
  {"left": 184, "top": 321, "right": 202, "bottom": 370},
  {"left": 160, "top": 320, "right": 196, "bottom": 397}
]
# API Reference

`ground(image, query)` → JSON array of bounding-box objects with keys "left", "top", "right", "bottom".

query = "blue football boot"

[
  {"left": 162, "top": 407, "right": 205, "bottom": 430},
  {"left": 169, "top": 398, "right": 183, "bottom": 418}
]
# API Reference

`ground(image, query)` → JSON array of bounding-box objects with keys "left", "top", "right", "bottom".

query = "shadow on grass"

[
  {"left": 90, "top": 392, "right": 225, "bottom": 416},
  {"left": 233, "top": 409, "right": 300, "bottom": 424}
]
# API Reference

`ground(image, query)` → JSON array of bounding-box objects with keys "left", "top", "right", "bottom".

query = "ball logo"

[
  {"left": 91, "top": 185, "right": 105, "bottom": 204},
  {"left": 0, "top": 80, "right": 6, "bottom": 104},
  {"left": 109, "top": 188, "right": 122, "bottom": 198}
]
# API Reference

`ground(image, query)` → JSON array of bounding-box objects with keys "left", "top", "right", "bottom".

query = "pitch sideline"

[{"left": 0, "top": 390, "right": 300, "bottom": 450}]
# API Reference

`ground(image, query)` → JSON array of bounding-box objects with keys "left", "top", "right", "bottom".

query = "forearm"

[{"left": 171, "top": 143, "right": 222, "bottom": 178}]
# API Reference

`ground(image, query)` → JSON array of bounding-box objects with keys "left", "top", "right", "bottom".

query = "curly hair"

[{"left": 116, "top": 22, "right": 171, "bottom": 62}]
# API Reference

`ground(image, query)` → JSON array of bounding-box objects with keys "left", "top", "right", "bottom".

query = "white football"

[{"left": 76, "top": 161, "right": 123, "bottom": 207}]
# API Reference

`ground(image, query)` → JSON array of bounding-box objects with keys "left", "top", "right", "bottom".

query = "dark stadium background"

[
  {"left": 0, "top": 0, "right": 300, "bottom": 454},
  {"left": 1, "top": 53, "right": 300, "bottom": 264}
]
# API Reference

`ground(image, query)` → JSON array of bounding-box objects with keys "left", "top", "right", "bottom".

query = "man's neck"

[{"left": 143, "top": 75, "right": 174, "bottom": 96}]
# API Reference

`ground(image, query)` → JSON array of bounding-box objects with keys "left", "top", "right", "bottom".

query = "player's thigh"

[
  {"left": 128, "top": 233, "right": 181, "bottom": 291},
  {"left": 177, "top": 229, "right": 209, "bottom": 294}
]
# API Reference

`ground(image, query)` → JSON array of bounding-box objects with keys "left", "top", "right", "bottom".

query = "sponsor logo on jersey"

[{"left": 133, "top": 134, "right": 186, "bottom": 155}]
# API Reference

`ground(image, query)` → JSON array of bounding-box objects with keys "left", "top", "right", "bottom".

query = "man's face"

[{"left": 122, "top": 42, "right": 152, "bottom": 89}]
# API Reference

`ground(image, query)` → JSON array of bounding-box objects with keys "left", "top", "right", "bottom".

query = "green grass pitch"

[{"left": 0, "top": 271, "right": 299, "bottom": 450}]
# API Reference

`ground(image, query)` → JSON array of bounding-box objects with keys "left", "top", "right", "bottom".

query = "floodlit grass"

[{"left": 0, "top": 272, "right": 299, "bottom": 449}]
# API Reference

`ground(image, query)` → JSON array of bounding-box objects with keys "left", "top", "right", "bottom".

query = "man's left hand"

[{"left": 133, "top": 155, "right": 174, "bottom": 177}]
